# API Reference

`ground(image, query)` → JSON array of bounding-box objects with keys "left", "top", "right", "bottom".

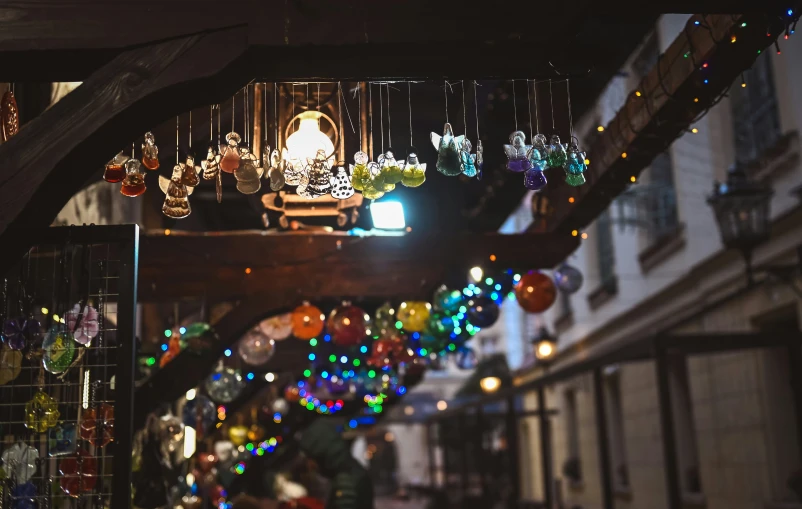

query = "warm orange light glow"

[
  {"left": 568, "top": 197, "right": 575, "bottom": 203},
  {"left": 245, "top": 267, "right": 252, "bottom": 275},
  {"left": 635, "top": 91, "right": 642, "bottom": 97},
  {"left": 581, "top": 233, "right": 588, "bottom": 240},
  {"left": 694, "top": 97, "right": 700, "bottom": 103},
  {"left": 489, "top": 254, "right": 497, "bottom": 262},
  {"left": 630, "top": 176, "right": 637, "bottom": 183},
  {"left": 164, "top": 229, "right": 171, "bottom": 236},
  {"left": 597, "top": 125, "right": 605, "bottom": 132},
  {"left": 621, "top": 152, "right": 628, "bottom": 159},
  {"left": 571, "top": 230, "right": 578, "bottom": 237},
  {"left": 691, "top": 128, "right": 699, "bottom": 134}
]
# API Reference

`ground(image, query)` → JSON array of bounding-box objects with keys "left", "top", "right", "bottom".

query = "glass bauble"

[
  {"left": 514, "top": 270, "right": 557, "bottom": 313},
  {"left": 524, "top": 167, "right": 547, "bottom": 191},
  {"left": 504, "top": 131, "right": 533, "bottom": 172},
  {"left": 160, "top": 414, "right": 184, "bottom": 453},
  {"left": 0, "top": 347, "right": 22, "bottom": 385},
  {"left": 59, "top": 449, "right": 97, "bottom": 497},
  {"left": 431, "top": 123, "right": 463, "bottom": 176},
  {"left": 432, "top": 286, "right": 463, "bottom": 315},
  {"left": 80, "top": 403, "right": 114, "bottom": 447},
  {"left": 25, "top": 391, "right": 60, "bottom": 432},
  {"left": 554, "top": 263, "right": 584, "bottom": 294},
  {"left": 374, "top": 303, "right": 395, "bottom": 337},
  {"left": 237, "top": 331, "right": 275, "bottom": 366},
  {"left": 284, "top": 384, "right": 301, "bottom": 402},
  {"left": 291, "top": 303, "right": 324, "bottom": 340},
  {"left": 65, "top": 304, "right": 99, "bottom": 346},
  {"left": 1, "top": 443, "right": 38, "bottom": 482},
  {"left": 228, "top": 425, "right": 248, "bottom": 447},
  {"left": 466, "top": 296, "right": 500, "bottom": 328},
  {"left": 258, "top": 314, "right": 293, "bottom": 341},
  {"left": 426, "top": 311, "right": 456, "bottom": 339},
  {"left": 397, "top": 301, "right": 431, "bottom": 332},
  {"left": 247, "top": 423, "right": 266, "bottom": 442},
  {"left": 43, "top": 328, "right": 75, "bottom": 374},
  {"left": 205, "top": 367, "right": 245, "bottom": 403},
  {"left": 456, "top": 347, "right": 478, "bottom": 370},
  {"left": 182, "top": 395, "right": 216, "bottom": 431},
  {"left": 328, "top": 305, "right": 367, "bottom": 346},
  {"left": 368, "top": 338, "right": 402, "bottom": 367},
  {"left": 48, "top": 423, "right": 77, "bottom": 457},
  {"left": 11, "top": 482, "right": 36, "bottom": 509},
  {"left": 214, "top": 440, "right": 236, "bottom": 463}
]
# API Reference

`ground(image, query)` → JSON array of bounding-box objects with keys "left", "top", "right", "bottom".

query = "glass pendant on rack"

[
  {"left": 298, "top": 149, "right": 333, "bottom": 199},
  {"left": 431, "top": 123, "right": 464, "bottom": 176},
  {"left": 504, "top": 131, "right": 533, "bottom": 172},
  {"left": 0, "top": 346, "right": 22, "bottom": 385},
  {"left": 120, "top": 158, "right": 147, "bottom": 197},
  {"left": 400, "top": 148, "right": 426, "bottom": 188},
  {"left": 103, "top": 152, "right": 128, "bottom": 183},
  {"left": 330, "top": 166, "right": 355, "bottom": 200},
  {"left": 547, "top": 134, "right": 568, "bottom": 169},
  {"left": 48, "top": 423, "right": 78, "bottom": 457},
  {"left": 25, "top": 390, "right": 61, "bottom": 432},
  {"left": 141, "top": 132, "right": 160, "bottom": 170},
  {"left": 59, "top": 449, "right": 98, "bottom": 497},
  {"left": 267, "top": 149, "right": 287, "bottom": 191},
  {"left": 65, "top": 304, "right": 99, "bottom": 346},
  {"left": 42, "top": 328, "right": 76, "bottom": 374},
  {"left": 235, "top": 146, "right": 263, "bottom": 195},
  {"left": 564, "top": 139, "right": 587, "bottom": 187},
  {"left": 80, "top": 403, "right": 114, "bottom": 446},
  {"left": 11, "top": 482, "right": 37, "bottom": 509},
  {"left": 219, "top": 132, "right": 241, "bottom": 174},
  {"left": 202, "top": 145, "right": 221, "bottom": 180},
  {"left": 1, "top": 442, "right": 38, "bottom": 482},
  {"left": 459, "top": 139, "right": 478, "bottom": 177},
  {"left": 1, "top": 87, "right": 19, "bottom": 141},
  {"left": 378, "top": 149, "right": 404, "bottom": 188}
]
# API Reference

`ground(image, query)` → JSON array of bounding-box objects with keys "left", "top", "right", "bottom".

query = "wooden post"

[
  {"left": 538, "top": 387, "right": 554, "bottom": 509},
  {"left": 505, "top": 395, "right": 521, "bottom": 504},
  {"left": 593, "top": 368, "right": 614, "bottom": 509},
  {"left": 655, "top": 345, "right": 682, "bottom": 509}
]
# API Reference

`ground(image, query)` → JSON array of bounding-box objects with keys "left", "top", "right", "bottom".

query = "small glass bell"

[
  {"left": 141, "top": 132, "right": 160, "bottom": 170},
  {"left": 235, "top": 146, "right": 263, "bottom": 195},
  {"left": 430, "top": 123, "right": 464, "bottom": 176},
  {"left": 219, "top": 132, "right": 241, "bottom": 174},
  {"left": 529, "top": 134, "right": 548, "bottom": 169},
  {"left": 504, "top": 131, "right": 533, "bottom": 172},
  {"left": 564, "top": 139, "right": 587, "bottom": 187},
  {"left": 400, "top": 149, "right": 426, "bottom": 188},
  {"left": 103, "top": 152, "right": 128, "bottom": 183},
  {"left": 460, "top": 139, "right": 478, "bottom": 177},
  {"left": 25, "top": 391, "right": 61, "bottom": 432},
  {"left": 524, "top": 167, "right": 548, "bottom": 191},
  {"left": 547, "top": 134, "right": 568, "bottom": 169},
  {"left": 120, "top": 159, "right": 146, "bottom": 197},
  {"left": 378, "top": 150, "right": 404, "bottom": 186},
  {"left": 268, "top": 149, "right": 286, "bottom": 191},
  {"left": 202, "top": 145, "right": 221, "bottom": 180},
  {"left": 330, "top": 166, "right": 355, "bottom": 199}
]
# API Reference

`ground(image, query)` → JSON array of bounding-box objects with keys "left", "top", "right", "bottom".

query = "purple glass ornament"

[
  {"left": 3, "top": 318, "right": 26, "bottom": 350},
  {"left": 507, "top": 157, "right": 533, "bottom": 173},
  {"left": 524, "top": 168, "right": 548, "bottom": 191},
  {"left": 11, "top": 482, "right": 37, "bottom": 509}
]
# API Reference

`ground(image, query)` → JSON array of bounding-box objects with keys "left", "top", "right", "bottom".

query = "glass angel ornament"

[
  {"left": 377, "top": 150, "right": 404, "bottom": 188},
  {"left": 120, "top": 158, "right": 147, "bottom": 197},
  {"left": 547, "top": 134, "right": 568, "bottom": 169},
  {"left": 524, "top": 167, "right": 547, "bottom": 191},
  {"left": 360, "top": 162, "right": 385, "bottom": 200},
  {"left": 160, "top": 168, "right": 191, "bottom": 219},
  {"left": 350, "top": 151, "right": 372, "bottom": 192},
  {"left": 202, "top": 145, "right": 221, "bottom": 180},
  {"left": 103, "top": 151, "right": 128, "bottom": 183},
  {"left": 267, "top": 149, "right": 287, "bottom": 192},
  {"left": 65, "top": 304, "right": 99, "bottom": 346},
  {"left": 181, "top": 155, "right": 201, "bottom": 187},
  {"left": 25, "top": 391, "right": 61, "bottom": 432},
  {"left": 205, "top": 366, "right": 245, "bottom": 403},
  {"left": 219, "top": 132, "right": 241, "bottom": 174},
  {"left": 529, "top": 134, "right": 548, "bottom": 169},
  {"left": 400, "top": 149, "right": 426, "bottom": 187},
  {"left": 330, "top": 166, "right": 355, "bottom": 200},
  {"left": 431, "top": 123, "right": 464, "bottom": 176},
  {"left": 564, "top": 139, "right": 587, "bottom": 187},
  {"left": 298, "top": 149, "right": 333, "bottom": 199},
  {"left": 460, "top": 139, "right": 478, "bottom": 177},
  {"left": 141, "top": 132, "right": 160, "bottom": 170},
  {"left": 234, "top": 145, "right": 263, "bottom": 195},
  {"left": 1, "top": 443, "right": 38, "bottom": 482},
  {"left": 504, "top": 131, "right": 533, "bottom": 172}
]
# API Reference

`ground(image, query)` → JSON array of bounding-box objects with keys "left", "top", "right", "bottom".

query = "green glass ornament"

[
  {"left": 42, "top": 328, "right": 75, "bottom": 374},
  {"left": 401, "top": 149, "right": 426, "bottom": 187},
  {"left": 378, "top": 150, "right": 404, "bottom": 186},
  {"left": 432, "top": 285, "right": 463, "bottom": 315},
  {"left": 547, "top": 134, "right": 568, "bottom": 169},
  {"left": 349, "top": 151, "right": 372, "bottom": 192}
]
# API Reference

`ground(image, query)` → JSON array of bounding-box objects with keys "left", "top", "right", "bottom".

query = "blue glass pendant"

[
  {"left": 460, "top": 138, "right": 478, "bottom": 177},
  {"left": 564, "top": 139, "right": 587, "bottom": 187},
  {"left": 504, "top": 131, "right": 532, "bottom": 172},
  {"left": 430, "top": 123, "right": 464, "bottom": 176},
  {"left": 48, "top": 423, "right": 78, "bottom": 457},
  {"left": 529, "top": 134, "right": 548, "bottom": 168},
  {"left": 524, "top": 167, "right": 548, "bottom": 191}
]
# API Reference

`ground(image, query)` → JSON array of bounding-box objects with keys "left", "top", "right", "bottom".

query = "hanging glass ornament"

[
  {"left": 547, "top": 134, "right": 568, "bottom": 169},
  {"left": 455, "top": 347, "right": 478, "bottom": 370},
  {"left": 400, "top": 149, "right": 426, "bottom": 187},
  {"left": 141, "top": 132, "right": 160, "bottom": 170},
  {"left": 103, "top": 151, "right": 128, "bottom": 183},
  {"left": 459, "top": 139, "right": 478, "bottom": 177},
  {"left": 228, "top": 425, "right": 248, "bottom": 447},
  {"left": 159, "top": 335, "right": 181, "bottom": 367},
  {"left": 284, "top": 384, "right": 301, "bottom": 403},
  {"left": 298, "top": 150, "right": 333, "bottom": 199},
  {"left": 377, "top": 150, "right": 404, "bottom": 187},
  {"left": 431, "top": 123, "right": 464, "bottom": 176},
  {"left": 259, "top": 314, "right": 293, "bottom": 341},
  {"left": 43, "top": 328, "right": 76, "bottom": 374},
  {"left": 553, "top": 263, "right": 584, "bottom": 294},
  {"left": 205, "top": 367, "right": 245, "bottom": 403},
  {"left": 0, "top": 346, "right": 22, "bottom": 385},
  {"left": 514, "top": 270, "right": 557, "bottom": 313},
  {"left": 271, "top": 398, "right": 289, "bottom": 415},
  {"left": 1, "top": 443, "right": 38, "bottom": 482},
  {"left": 181, "top": 155, "right": 201, "bottom": 187},
  {"left": 565, "top": 139, "right": 587, "bottom": 187},
  {"left": 466, "top": 296, "right": 500, "bottom": 328},
  {"left": 202, "top": 145, "right": 221, "bottom": 180},
  {"left": 361, "top": 165, "right": 386, "bottom": 200},
  {"left": 350, "top": 151, "right": 372, "bottom": 192},
  {"left": 65, "top": 304, "right": 99, "bottom": 346},
  {"left": 476, "top": 140, "right": 484, "bottom": 180},
  {"left": 48, "top": 423, "right": 78, "bottom": 457},
  {"left": 247, "top": 422, "right": 266, "bottom": 442},
  {"left": 330, "top": 166, "right": 355, "bottom": 200},
  {"left": 80, "top": 403, "right": 115, "bottom": 447},
  {"left": 426, "top": 311, "right": 456, "bottom": 339},
  {"left": 25, "top": 390, "right": 61, "bottom": 432},
  {"left": 373, "top": 302, "right": 395, "bottom": 338},
  {"left": 283, "top": 148, "right": 306, "bottom": 186},
  {"left": 528, "top": 134, "right": 548, "bottom": 169},
  {"left": 328, "top": 304, "right": 367, "bottom": 346},
  {"left": 219, "top": 132, "right": 242, "bottom": 174},
  {"left": 235, "top": 146, "right": 263, "bottom": 195},
  {"left": 291, "top": 302, "right": 325, "bottom": 340},
  {"left": 120, "top": 158, "right": 147, "bottom": 197},
  {"left": 432, "top": 285, "right": 464, "bottom": 315},
  {"left": 182, "top": 322, "right": 216, "bottom": 354},
  {"left": 182, "top": 395, "right": 216, "bottom": 431},
  {"left": 11, "top": 482, "right": 36, "bottom": 509},
  {"left": 368, "top": 338, "right": 401, "bottom": 367},
  {"left": 237, "top": 330, "right": 275, "bottom": 366},
  {"left": 397, "top": 301, "right": 431, "bottom": 333},
  {"left": 268, "top": 149, "right": 287, "bottom": 191},
  {"left": 161, "top": 172, "right": 191, "bottom": 219},
  {"left": 524, "top": 167, "right": 548, "bottom": 191},
  {"left": 1, "top": 88, "right": 20, "bottom": 141},
  {"left": 504, "top": 131, "right": 533, "bottom": 173},
  {"left": 59, "top": 449, "right": 98, "bottom": 497}
]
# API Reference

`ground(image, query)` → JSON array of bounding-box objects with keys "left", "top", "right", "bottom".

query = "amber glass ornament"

[
  {"left": 141, "top": 132, "right": 160, "bottom": 170},
  {"left": 181, "top": 155, "right": 201, "bottom": 187},
  {"left": 120, "top": 159, "right": 146, "bottom": 197},
  {"left": 25, "top": 391, "right": 60, "bottom": 432},
  {"left": 247, "top": 423, "right": 266, "bottom": 442},
  {"left": 328, "top": 304, "right": 367, "bottom": 346},
  {"left": 1, "top": 89, "right": 19, "bottom": 141},
  {"left": 514, "top": 270, "right": 557, "bottom": 313},
  {"left": 291, "top": 302, "right": 324, "bottom": 340},
  {"left": 228, "top": 425, "right": 248, "bottom": 447},
  {"left": 80, "top": 403, "right": 114, "bottom": 447},
  {"left": 59, "top": 449, "right": 98, "bottom": 497},
  {"left": 397, "top": 301, "right": 431, "bottom": 332},
  {"left": 220, "top": 132, "right": 241, "bottom": 173},
  {"left": 103, "top": 152, "right": 128, "bottom": 183}
]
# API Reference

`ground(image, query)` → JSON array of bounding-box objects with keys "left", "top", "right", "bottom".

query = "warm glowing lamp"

[
  {"left": 285, "top": 111, "right": 335, "bottom": 163},
  {"left": 532, "top": 326, "right": 558, "bottom": 363},
  {"left": 480, "top": 376, "right": 502, "bottom": 393}
]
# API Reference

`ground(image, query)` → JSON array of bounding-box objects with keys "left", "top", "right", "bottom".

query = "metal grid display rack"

[{"left": 0, "top": 225, "right": 138, "bottom": 509}]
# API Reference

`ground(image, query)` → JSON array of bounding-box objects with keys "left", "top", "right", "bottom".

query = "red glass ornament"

[
  {"left": 284, "top": 384, "right": 301, "bottom": 402},
  {"left": 291, "top": 303, "right": 324, "bottom": 340},
  {"left": 368, "top": 338, "right": 404, "bottom": 367},
  {"left": 120, "top": 174, "right": 146, "bottom": 197},
  {"left": 103, "top": 164, "right": 125, "bottom": 183},
  {"left": 196, "top": 453, "right": 217, "bottom": 474},
  {"left": 328, "top": 305, "right": 367, "bottom": 346},
  {"left": 514, "top": 270, "right": 557, "bottom": 313},
  {"left": 80, "top": 403, "right": 114, "bottom": 446},
  {"left": 59, "top": 449, "right": 98, "bottom": 497}
]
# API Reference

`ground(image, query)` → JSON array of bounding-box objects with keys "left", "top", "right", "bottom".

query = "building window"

[
  {"left": 730, "top": 51, "right": 781, "bottom": 164},
  {"left": 669, "top": 356, "right": 703, "bottom": 495},
  {"left": 604, "top": 368, "right": 629, "bottom": 489},
  {"left": 562, "top": 389, "right": 582, "bottom": 483},
  {"left": 644, "top": 152, "right": 680, "bottom": 243},
  {"left": 596, "top": 210, "right": 616, "bottom": 293}
]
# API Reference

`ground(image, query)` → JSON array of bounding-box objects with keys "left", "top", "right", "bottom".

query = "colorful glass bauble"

[
  {"left": 431, "top": 123, "right": 464, "bottom": 176},
  {"left": 2, "top": 317, "right": 40, "bottom": 350},
  {"left": 426, "top": 311, "right": 456, "bottom": 339},
  {"left": 80, "top": 403, "right": 114, "bottom": 447},
  {"left": 196, "top": 453, "right": 217, "bottom": 474},
  {"left": 205, "top": 367, "right": 245, "bottom": 403},
  {"left": 202, "top": 145, "right": 221, "bottom": 180},
  {"left": 514, "top": 270, "right": 557, "bottom": 314},
  {"left": 0, "top": 347, "right": 22, "bottom": 385},
  {"left": 553, "top": 263, "right": 584, "bottom": 294},
  {"left": 460, "top": 138, "right": 478, "bottom": 177},
  {"left": 400, "top": 149, "right": 427, "bottom": 187},
  {"left": 182, "top": 395, "right": 216, "bottom": 431},
  {"left": 456, "top": 347, "right": 478, "bottom": 370},
  {"left": 330, "top": 166, "right": 355, "bottom": 199},
  {"left": 48, "top": 423, "right": 78, "bottom": 457},
  {"left": 11, "top": 482, "right": 36, "bottom": 509},
  {"left": 291, "top": 303, "right": 325, "bottom": 340},
  {"left": 328, "top": 304, "right": 367, "bottom": 346},
  {"left": 1, "top": 443, "right": 38, "bottom": 482},
  {"left": 284, "top": 384, "right": 301, "bottom": 403},
  {"left": 182, "top": 322, "right": 216, "bottom": 353},
  {"left": 259, "top": 314, "right": 293, "bottom": 341},
  {"left": 397, "top": 301, "right": 431, "bottom": 333},
  {"left": 43, "top": 328, "right": 76, "bottom": 374},
  {"left": 103, "top": 151, "right": 128, "bottom": 183},
  {"left": 272, "top": 398, "right": 289, "bottom": 415},
  {"left": 237, "top": 330, "right": 275, "bottom": 366},
  {"left": 65, "top": 304, "right": 99, "bottom": 345},
  {"left": 220, "top": 132, "right": 242, "bottom": 174},
  {"left": 59, "top": 449, "right": 98, "bottom": 497},
  {"left": 528, "top": 134, "right": 548, "bottom": 168},
  {"left": 350, "top": 151, "right": 372, "bottom": 191},
  {"left": 120, "top": 158, "right": 147, "bottom": 197},
  {"left": 368, "top": 338, "right": 400, "bottom": 367},
  {"left": 141, "top": 131, "right": 160, "bottom": 170},
  {"left": 247, "top": 423, "right": 266, "bottom": 442},
  {"left": 378, "top": 150, "right": 404, "bottom": 186},
  {"left": 547, "top": 134, "right": 568, "bottom": 169},
  {"left": 25, "top": 390, "right": 60, "bottom": 432},
  {"left": 1, "top": 89, "right": 20, "bottom": 141},
  {"left": 432, "top": 285, "right": 463, "bottom": 315},
  {"left": 373, "top": 302, "right": 395, "bottom": 338},
  {"left": 466, "top": 296, "right": 500, "bottom": 328},
  {"left": 228, "top": 425, "right": 248, "bottom": 447},
  {"left": 504, "top": 131, "right": 533, "bottom": 173},
  {"left": 524, "top": 167, "right": 548, "bottom": 191}
]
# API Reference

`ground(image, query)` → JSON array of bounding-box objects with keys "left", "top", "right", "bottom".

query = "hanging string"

[
  {"left": 444, "top": 80, "right": 449, "bottom": 123},
  {"left": 533, "top": 80, "right": 540, "bottom": 134},
  {"left": 512, "top": 80, "right": 518, "bottom": 131},
  {"left": 189, "top": 110, "right": 192, "bottom": 156},
  {"left": 176, "top": 116, "right": 180, "bottom": 165},
  {"left": 317, "top": 83, "right": 321, "bottom": 151},
  {"left": 292, "top": 83, "right": 296, "bottom": 133},
  {"left": 358, "top": 83, "right": 363, "bottom": 152},
  {"left": 369, "top": 83, "right": 374, "bottom": 160},
  {"left": 549, "top": 79, "right": 555, "bottom": 132},
  {"left": 338, "top": 82, "right": 344, "bottom": 162},
  {"left": 473, "top": 81, "right": 480, "bottom": 141},
  {"left": 132, "top": 141, "right": 135, "bottom": 159},
  {"left": 273, "top": 83, "right": 279, "bottom": 149},
  {"left": 263, "top": 83, "right": 268, "bottom": 165},
  {"left": 217, "top": 103, "right": 221, "bottom": 147},
  {"left": 243, "top": 86, "right": 248, "bottom": 146},
  {"left": 379, "top": 83, "right": 384, "bottom": 153},
  {"left": 386, "top": 83, "right": 391, "bottom": 149},
  {"left": 461, "top": 80, "right": 467, "bottom": 136},
  {"left": 566, "top": 79, "right": 574, "bottom": 138},
  {"left": 338, "top": 83, "right": 355, "bottom": 134},
  {"left": 408, "top": 82, "right": 413, "bottom": 147},
  {"left": 526, "top": 80, "right": 533, "bottom": 142},
  {"left": 210, "top": 105, "right": 214, "bottom": 143},
  {"left": 231, "top": 94, "right": 235, "bottom": 134}
]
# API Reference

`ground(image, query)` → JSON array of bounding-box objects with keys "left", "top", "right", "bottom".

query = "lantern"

[{"left": 532, "top": 327, "right": 558, "bottom": 363}]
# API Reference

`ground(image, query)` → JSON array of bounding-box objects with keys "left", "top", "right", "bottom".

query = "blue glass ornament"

[
  {"left": 11, "top": 482, "right": 36, "bottom": 509},
  {"left": 565, "top": 139, "right": 587, "bottom": 187},
  {"left": 554, "top": 263, "right": 584, "bottom": 294},
  {"left": 426, "top": 311, "right": 456, "bottom": 339},
  {"left": 432, "top": 285, "right": 463, "bottom": 315},
  {"left": 524, "top": 167, "right": 548, "bottom": 191},
  {"left": 182, "top": 395, "right": 216, "bottom": 431},
  {"left": 504, "top": 131, "right": 532, "bottom": 172},
  {"left": 460, "top": 138, "right": 478, "bottom": 177},
  {"left": 466, "top": 296, "right": 500, "bottom": 328},
  {"left": 430, "top": 123, "right": 464, "bottom": 176},
  {"left": 48, "top": 423, "right": 78, "bottom": 457},
  {"left": 528, "top": 134, "right": 548, "bottom": 168},
  {"left": 456, "top": 347, "right": 478, "bottom": 370}
]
